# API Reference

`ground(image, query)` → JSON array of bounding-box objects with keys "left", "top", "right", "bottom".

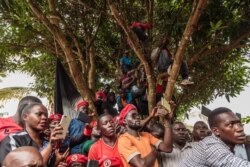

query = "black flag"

[
  {"left": 201, "top": 105, "right": 211, "bottom": 117},
  {"left": 54, "top": 59, "right": 81, "bottom": 118}
]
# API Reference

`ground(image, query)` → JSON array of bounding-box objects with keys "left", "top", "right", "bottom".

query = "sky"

[
  {"left": 0, "top": 72, "right": 47, "bottom": 116},
  {"left": 0, "top": 72, "right": 250, "bottom": 134}
]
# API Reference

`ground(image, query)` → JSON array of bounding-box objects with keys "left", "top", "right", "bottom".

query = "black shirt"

[{"left": 0, "top": 131, "right": 38, "bottom": 166}]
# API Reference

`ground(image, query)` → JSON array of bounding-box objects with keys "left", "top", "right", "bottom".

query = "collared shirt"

[
  {"left": 159, "top": 142, "right": 192, "bottom": 167},
  {"left": 234, "top": 144, "right": 248, "bottom": 160},
  {"left": 180, "top": 135, "right": 250, "bottom": 167}
]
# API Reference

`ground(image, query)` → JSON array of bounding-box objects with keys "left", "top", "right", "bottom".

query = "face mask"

[{"left": 77, "top": 112, "right": 91, "bottom": 123}]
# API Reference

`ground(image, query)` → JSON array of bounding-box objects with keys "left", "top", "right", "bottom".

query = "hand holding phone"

[
  {"left": 49, "top": 125, "right": 64, "bottom": 147},
  {"left": 58, "top": 115, "right": 71, "bottom": 139}
]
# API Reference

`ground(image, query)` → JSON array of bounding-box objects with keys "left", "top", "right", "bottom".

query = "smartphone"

[
  {"left": 58, "top": 115, "right": 71, "bottom": 139},
  {"left": 87, "top": 160, "right": 99, "bottom": 167},
  {"left": 160, "top": 97, "right": 171, "bottom": 113}
]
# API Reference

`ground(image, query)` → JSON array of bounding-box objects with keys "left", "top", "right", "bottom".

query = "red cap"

[
  {"left": 66, "top": 154, "right": 88, "bottom": 166},
  {"left": 95, "top": 91, "right": 105, "bottom": 101},
  {"left": 119, "top": 104, "right": 137, "bottom": 126},
  {"left": 49, "top": 114, "right": 62, "bottom": 121},
  {"left": 76, "top": 100, "right": 89, "bottom": 110}
]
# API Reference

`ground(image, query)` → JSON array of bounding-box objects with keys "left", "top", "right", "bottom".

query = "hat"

[
  {"left": 49, "top": 114, "right": 62, "bottom": 121},
  {"left": 76, "top": 100, "right": 89, "bottom": 110},
  {"left": 119, "top": 104, "right": 137, "bottom": 126},
  {"left": 95, "top": 91, "right": 105, "bottom": 101},
  {"left": 66, "top": 154, "right": 88, "bottom": 166}
]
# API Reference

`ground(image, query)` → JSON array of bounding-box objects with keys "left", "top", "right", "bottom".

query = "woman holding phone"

[{"left": 0, "top": 102, "right": 64, "bottom": 166}]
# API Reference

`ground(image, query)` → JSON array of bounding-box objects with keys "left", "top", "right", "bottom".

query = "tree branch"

[
  {"left": 27, "top": 0, "right": 97, "bottom": 115},
  {"left": 180, "top": 59, "right": 225, "bottom": 104},
  {"left": 86, "top": 13, "right": 103, "bottom": 49},
  {"left": 188, "top": 30, "right": 250, "bottom": 66},
  {"left": 165, "top": 0, "right": 208, "bottom": 101}
]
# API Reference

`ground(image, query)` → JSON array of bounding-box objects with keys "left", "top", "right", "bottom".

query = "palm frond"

[{"left": 0, "top": 87, "right": 33, "bottom": 102}]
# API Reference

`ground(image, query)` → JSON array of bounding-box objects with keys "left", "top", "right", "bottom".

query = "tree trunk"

[
  {"left": 108, "top": 0, "right": 156, "bottom": 112},
  {"left": 165, "top": 0, "right": 208, "bottom": 104}
]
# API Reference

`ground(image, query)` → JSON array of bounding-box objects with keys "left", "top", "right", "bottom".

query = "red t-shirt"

[
  {"left": 88, "top": 138, "right": 124, "bottom": 167},
  {"left": 0, "top": 117, "right": 23, "bottom": 141}
]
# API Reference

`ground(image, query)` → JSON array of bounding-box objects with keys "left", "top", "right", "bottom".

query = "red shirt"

[
  {"left": 0, "top": 117, "right": 23, "bottom": 141},
  {"left": 88, "top": 138, "right": 124, "bottom": 167}
]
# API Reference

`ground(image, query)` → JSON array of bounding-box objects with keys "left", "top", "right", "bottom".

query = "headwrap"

[
  {"left": 76, "top": 100, "right": 89, "bottom": 110},
  {"left": 119, "top": 104, "right": 137, "bottom": 126},
  {"left": 49, "top": 114, "right": 62, "bottom": 121},
  {"left": 66, "top": 154, "right": 88, "bottom": 166}
]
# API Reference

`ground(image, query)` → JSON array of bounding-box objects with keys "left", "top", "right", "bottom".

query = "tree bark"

[
  {"left": 108, "top": 0, "right": 156, "bottom": 112},
  {"left": 165, "top": 0, "right": 208, "bottom": 103}
]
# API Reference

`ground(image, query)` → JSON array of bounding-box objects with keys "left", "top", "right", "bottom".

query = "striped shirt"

[
  {"left": 159, "top": 142, "right": 192, "bottom": 167},
  {"left": 179, "top": 135, "right": 250, "bottom": 167}
]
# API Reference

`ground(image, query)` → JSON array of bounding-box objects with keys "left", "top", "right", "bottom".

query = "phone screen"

[
  {"left": 58, "top": 115, "right": 71, "bottom": 139},
  {"left": 161, "top": 98, "right": 171, "bottom": 113}
]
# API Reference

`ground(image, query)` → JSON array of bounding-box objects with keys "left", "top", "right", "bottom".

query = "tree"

[{"left": 0, "top": 0, "right": 249, "bottom": 117}]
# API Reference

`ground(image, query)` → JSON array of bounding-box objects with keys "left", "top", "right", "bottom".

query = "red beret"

[
  {"left": 119, "top": 104, "right": 137, "bottom": 126},
  {"left": 66, "top": 154, "right": 88, "bottom": 166},
  {"left": 76, "top": 100, "right": 89, "bottom": 110},
  {"left": 49, "top": 114, "right": 62, "bottom": 121},
  {"left": 95, "top": 91, "right": 105, "bottom": 100}
]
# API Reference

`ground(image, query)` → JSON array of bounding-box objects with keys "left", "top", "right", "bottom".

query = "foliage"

[
  {"left": 0, "top": 0, "right": 249, "bottom": 116},
  {"left": 242, "top": 116, "right": 250, "bottom": 124},
  {"left": 0, "top": 87, "right": 32, "bottom": 102}
]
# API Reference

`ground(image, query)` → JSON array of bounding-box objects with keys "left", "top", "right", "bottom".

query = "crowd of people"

[
  {"left": 0, "top": 94, "right": 249, "bottom": 167},
  {"left": 0, "top": 21, "right": 249, "bottom": 167}
]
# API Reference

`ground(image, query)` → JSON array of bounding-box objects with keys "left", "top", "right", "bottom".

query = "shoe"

[{"left": 180, "top": 79, "right": 194, "bottom": 86}]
